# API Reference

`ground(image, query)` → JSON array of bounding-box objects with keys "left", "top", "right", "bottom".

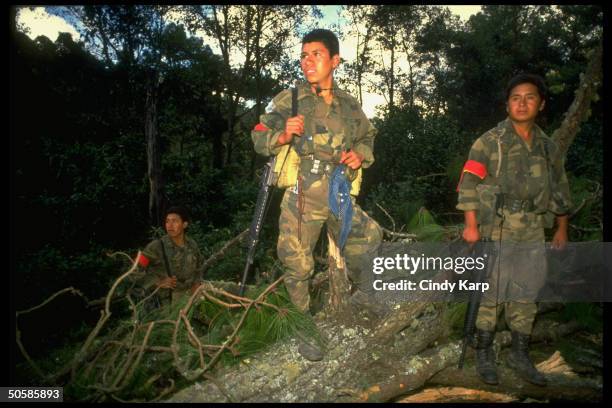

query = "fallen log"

[
  {"left": 167, "top": 302, "right": 446, "bottom": 402},
  {"left": 345, "top": 317, "right": 589, "bottom": 403},
  {"left": 398, "top": 386, "right": 518, "bottom": 403},
  {"left": 429, "top": 365, "right": 601, "bottom": 402},
  {"left": 166, "top": 305, "right": 594, "bottom": 404},
  {"left": 425, "top": 321, "right": 601, "bottom": 403}
]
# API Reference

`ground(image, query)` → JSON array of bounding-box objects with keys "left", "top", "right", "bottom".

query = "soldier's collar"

[
  {"left": 500, "top": 117, "right": 543, "bottom": 143},
  {"left": 165, "top": 234, "right": 187, "bottom": 249},
  {"left": 297, "top": 80, "right": 342, "bottom": 100}
]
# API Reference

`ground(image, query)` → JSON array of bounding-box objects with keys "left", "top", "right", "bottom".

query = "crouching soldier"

[{"left": 135, "top": 206, "right": 204, "bottom": 307}]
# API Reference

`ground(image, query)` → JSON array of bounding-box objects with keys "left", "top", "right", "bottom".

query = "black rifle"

[
  {"left": 159, "top": 238, "right": 172, "bottom": 278},
  {"left": 458, "top": 237, "right": 496, "bottom": 369},
  {"left": 239, "top": 85, "right": 298, "bottom": 296}
]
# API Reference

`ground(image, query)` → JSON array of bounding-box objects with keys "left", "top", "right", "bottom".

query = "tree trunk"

[
  {"left": 211, "top": 128, "right": 224, "bottom": 170},
  {"left": 166, "top": 298, "right": 601, "bottom": 403},
  {"left": 168, "top": 302, "right": 446, "bottom": 402},
  {"left": 326, "top": 231, "right": 351, "bottom": 315},
  {"left": 388, "top": 42, "right": 395, "bottom": 113},
  {"left": 551, "top": 40, "right": 603, "bottom": 160},
  {"left": 225, "top": 100, "right": 237, "bottom": 166},
  {"left": 145, "top": 72, "right": 164, "bottom": 226}
]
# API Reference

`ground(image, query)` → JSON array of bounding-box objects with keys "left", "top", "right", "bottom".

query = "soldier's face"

[
  {"left": 165, "top": 213, "right": 187, "bottom": 238},
  {"left": 506, "top": 83, "right": 545, "bottom": 123},
  {"left": 300, "top": 41, "right": 339, "bottom": 87}
]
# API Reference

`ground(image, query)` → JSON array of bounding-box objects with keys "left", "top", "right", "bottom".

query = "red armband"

[
  {"left": 253, "top": 123, "right": 269, "bottom": 132},
  {"left": 456, "top": 160, "right": 487, "bottom": 191},
  {"left": 137, "top": 253, "right": 150, "bottom": 267}
]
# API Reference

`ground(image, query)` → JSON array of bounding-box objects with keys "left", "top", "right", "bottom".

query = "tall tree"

[
  {"left": 551, "top": 39, "right": 602, "bottom": 160},
  {"left": 70, "top": 5, "right": 175, "bottom": 226},
  {"left": 342, "top": 5, "right": 428, "bottom": 114},
  {"left": 183, "top": 5, "right": 310, "bottom": 168},
  {"left": 342, "top": 5, "right": 377, "bottom": 106}
]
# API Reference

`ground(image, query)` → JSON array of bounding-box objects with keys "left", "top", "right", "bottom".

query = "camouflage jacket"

[
  {"left": 457, "top": 118, "right": 572, "bottom": 227},
  {"left": 138, "top": 234, "right": 204, "bottom": 292},
  {"left": 251, "top": 81, "right": 376, "bottom": 168}
]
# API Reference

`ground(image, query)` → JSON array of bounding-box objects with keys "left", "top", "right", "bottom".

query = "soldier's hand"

[
  {"left": 158, "top": 276, "right": 177, "bottom": 289},
  {"left": 340, "top": 150, "right": 365, "bottom": 170},
  {"left": 551, "top": 228, "right": 568, "bottom": 250},
  {"left": 278, "top": 115, "right": 304, "bottom": 145},
  {"left": 462, "top": 226, "right": 480, "bottom": 244}
]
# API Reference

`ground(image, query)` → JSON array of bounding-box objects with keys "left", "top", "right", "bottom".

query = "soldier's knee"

[{"left": 278, "top": 244, "right": 314, "bottom": 279}]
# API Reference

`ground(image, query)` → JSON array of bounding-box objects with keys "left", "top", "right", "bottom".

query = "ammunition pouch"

[
  {"left": 274, "top": 147, "right": 363, "bottom": 196},
  {"left": 273, "top": 144, "right": 300, "bottom": 189}
]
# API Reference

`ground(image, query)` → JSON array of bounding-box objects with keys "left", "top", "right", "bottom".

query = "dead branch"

[
  {"left": 398, "top": 386, "right": 518, "bottom": 403},
  {"left": 381, "top": 228, "right": 418, "bottom": 240},
  {"left": 19, "top": 243, "right": 289, "bottom": 402},
  {"left": 569, "top": 224, "right": 601, "bottom": 232},
  {"left": 15, "top": 287, "right": 90, "bottom": 382},
  {"left": 375, "top": 202, "right": 397, "bottom": 233},
  {"left": 203, "top": 284, "right": 284, "bottom": 313},
  {"left": 133, "top": 285, "right": 163, "bottom": 311},
  {"left": 16, "top": 287, "right": 89, "bottom": 316},
  {"left": 536, "top": 350, "right": 576, "bottom": 376},
  {"left": 570, "top": 181, "right": 601, "bottom": 218},
  {"left": 201, "top": 228, "right": 249, "bottom": 273},
  {"left": 416, "top": 172, "right": 447, "bottom": 181},
  {"left": 119, "top": 322, "right": 156, "bottom": 389},
  {"left": 65, "top": 252, "right": 141, "bottom": 383},
  {"left": 202, "top": 276, "right": 285, "bottom": 375}
]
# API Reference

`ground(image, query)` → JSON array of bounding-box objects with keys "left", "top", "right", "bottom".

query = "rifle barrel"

[{"left": 457, "top": 239, "right": 494, "bottom": 369}]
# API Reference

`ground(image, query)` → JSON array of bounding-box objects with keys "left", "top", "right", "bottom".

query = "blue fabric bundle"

[{"left": 328, "top": 164, "right": 353, "bottom": 251}]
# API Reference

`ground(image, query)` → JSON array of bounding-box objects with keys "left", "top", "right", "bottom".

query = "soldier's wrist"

[{"left": 277, "top": 132, "right": 290, "bottom": 145}]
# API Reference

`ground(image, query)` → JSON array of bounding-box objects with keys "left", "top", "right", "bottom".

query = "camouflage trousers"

[
  {"left": 277, "top": 173, "right": 382, "bottom": 313},
  {"left": 476, "top": 210, "right": 546, "bottom": 335}
]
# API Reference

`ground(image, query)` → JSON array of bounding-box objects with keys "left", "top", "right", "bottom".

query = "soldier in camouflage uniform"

[
  {"left": 252, "top": 29, "right": 382, "bottom": 361},
  {"left": 136, "top": 206, "right": 204, "bottom": 306},
  {"left": 457, "top": 74, "right": 572, "bottom": 386}
]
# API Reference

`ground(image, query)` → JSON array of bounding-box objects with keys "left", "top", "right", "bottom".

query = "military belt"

[
  {"left": 300, "top": 155, "right": 337, "bottom": 177},
  {"left": 503, "top": 197, "right": 535, "bottom": 213}
]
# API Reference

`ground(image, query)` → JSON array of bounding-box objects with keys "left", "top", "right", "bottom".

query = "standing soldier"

[
  {"left": 251, "top": 29, "right": 382, "bottom": 361},
  {"left": 136, "top": 206, "right": 204, "bottom": 307},
  {"left": 457, "top": 73, "right": 572, "bottom": 385}
]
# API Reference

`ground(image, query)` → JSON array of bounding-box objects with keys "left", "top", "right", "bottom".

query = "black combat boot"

[
  {"left": 506, "top": 331, "right": 547, "bottom": 386},
  {"left": 475, "top": 329, "right": 499, "bottom": 385}
]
